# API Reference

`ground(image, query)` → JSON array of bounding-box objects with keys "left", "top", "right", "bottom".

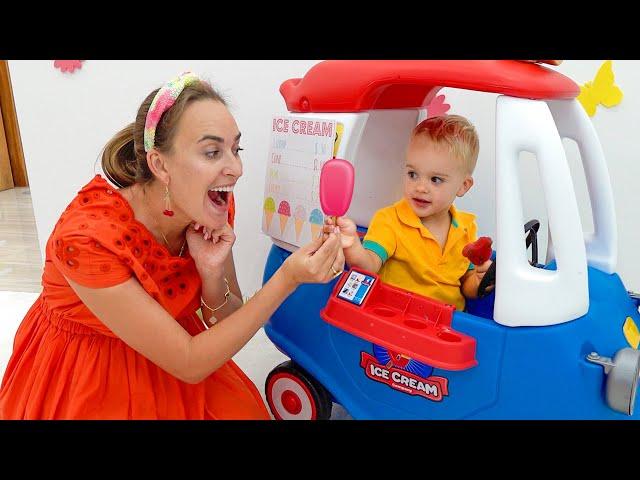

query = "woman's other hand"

[{"left": 187, "top": 222, "right": 235, "bottom": 276}]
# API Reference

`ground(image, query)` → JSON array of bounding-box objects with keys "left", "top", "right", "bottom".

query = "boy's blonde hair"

[{"left": 411, "top": 115, "right": 479, "bottom": 174}]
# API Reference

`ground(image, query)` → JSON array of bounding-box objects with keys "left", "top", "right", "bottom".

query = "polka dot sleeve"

[{"left": 50, "top": 216, "right": 133, "bottom": 289}]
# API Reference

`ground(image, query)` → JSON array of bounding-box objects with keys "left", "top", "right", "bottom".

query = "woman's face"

[{"left": 163, "top": 99, "right": 243, "bottom": 230}]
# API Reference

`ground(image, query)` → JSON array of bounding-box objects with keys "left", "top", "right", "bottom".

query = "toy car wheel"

[
  {"left": 605, "top": 348, "right": 640, "bottom": 415},
  {"left": 265, "top": 361, "right": 332, "bottom": 420}
]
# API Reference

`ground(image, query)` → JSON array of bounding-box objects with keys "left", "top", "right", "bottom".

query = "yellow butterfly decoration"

[{"left": 577, "top": 60, "right": 624, "bottom": 117}]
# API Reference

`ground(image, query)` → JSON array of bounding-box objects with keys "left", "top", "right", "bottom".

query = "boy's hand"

[{"left": 324, "top": 216, "right": 358, "bottom": 249}]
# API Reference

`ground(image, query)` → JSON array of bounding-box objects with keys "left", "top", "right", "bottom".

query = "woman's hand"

[
  {"left": 187, "top": 223, "right": 235, "bottom": 276},
  {"left": 281, "top": 231, "right": 345, "bottom": 287}
]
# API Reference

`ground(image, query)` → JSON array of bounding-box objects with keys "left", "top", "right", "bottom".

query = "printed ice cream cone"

[
  {"left": 310, "top": 224, "right": 322, "bottom": 239},
  {"left": 294, "top": 206, "right": 307, "bottom": 241},
  {"left": 294, "top": 220, "right": 304, "bottom": 240},
  {"left": 279, "top": 214, "right": 289, "bottom": 235},
  {"left": 277, "top": 201, "right": 291, "bottom": 236},
  {"left": 263, "top": 197, "right": 275, "bottom": 232},
  {"left": 309, "top": 208, "right": 324, "bottom": 239},
  {"left": 264, "top": 211, "right": 274, "bottom": 231}
]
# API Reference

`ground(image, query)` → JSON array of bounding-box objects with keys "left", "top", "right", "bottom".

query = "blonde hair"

[
  {"left": 412, "top": 115, "right": 479, "bottom": 174},
  {"left": 101, "top": 80, "right": 226, "bottom": 188}
]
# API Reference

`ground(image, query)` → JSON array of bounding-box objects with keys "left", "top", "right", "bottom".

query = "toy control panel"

[{"left": 320, "top": 268, "right": 478, "bottom": 371}]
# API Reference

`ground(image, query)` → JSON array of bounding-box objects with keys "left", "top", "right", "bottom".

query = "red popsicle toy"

[
  {"left": 319, "top": 159, "right": 355, "bottom": 225},
  {"left": 462, "top": 236, "right": 493, "bottom": 266}
]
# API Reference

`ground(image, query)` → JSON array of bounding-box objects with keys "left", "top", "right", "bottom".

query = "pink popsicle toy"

[{"left": 319, "top": 158, "right": 355, "bottom": 227}]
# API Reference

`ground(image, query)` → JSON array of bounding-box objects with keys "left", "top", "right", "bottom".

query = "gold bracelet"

[{"left": 201, "top": 278, "right": 230, "bottom": 313}]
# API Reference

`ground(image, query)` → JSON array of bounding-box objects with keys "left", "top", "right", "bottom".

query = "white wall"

[{"left": 8, "top": 60, "right": 640, "bottom": 295}]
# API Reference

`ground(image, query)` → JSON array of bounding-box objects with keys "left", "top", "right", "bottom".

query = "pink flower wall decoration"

[
  {"left": 53, "top": 61, "right": 83, "bottom": 73},
  {"left": 426, "top": 94, "right": 451, "bottom": 118}
]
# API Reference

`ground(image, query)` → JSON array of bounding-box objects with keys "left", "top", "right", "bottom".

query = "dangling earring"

[{"left": 163, "top": 185, "right": 174, "bottom": 217}]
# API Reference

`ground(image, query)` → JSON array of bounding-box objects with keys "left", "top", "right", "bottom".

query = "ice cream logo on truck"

[{"left": 360, "top": 345, "right": 450, "bottom": 402}]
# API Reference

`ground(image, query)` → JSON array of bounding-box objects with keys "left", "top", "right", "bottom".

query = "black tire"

[{"left": 265, "top": 360, "right": 333, "bottom": 420}]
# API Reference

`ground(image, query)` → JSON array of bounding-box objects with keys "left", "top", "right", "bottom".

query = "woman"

[{"left": 0, "top": 71, "right": 345, "bottom": 419}]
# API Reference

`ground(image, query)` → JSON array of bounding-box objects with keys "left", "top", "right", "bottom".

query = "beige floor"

[{"left": 0, "top": 187, "right": 42, "bottom": 293}]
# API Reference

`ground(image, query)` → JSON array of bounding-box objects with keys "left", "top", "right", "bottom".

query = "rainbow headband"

[{"left": 144, "top": 71, "right": 201, "bottom": 152}]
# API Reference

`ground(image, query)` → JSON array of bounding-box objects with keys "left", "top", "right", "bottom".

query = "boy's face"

[{"left": 403, "top": 136, "right": 474, "bottom": 220}]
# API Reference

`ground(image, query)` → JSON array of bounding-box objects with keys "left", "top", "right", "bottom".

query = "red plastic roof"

[{"left": 280, "top": 60, "right": 580, "bottom": 113}]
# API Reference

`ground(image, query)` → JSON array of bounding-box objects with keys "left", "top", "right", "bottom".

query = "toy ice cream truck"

[{"left": 260, "top": 60, "right": 640, "bottom": 419}]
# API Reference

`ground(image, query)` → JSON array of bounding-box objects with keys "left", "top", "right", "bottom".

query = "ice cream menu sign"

[{"left": 262, "top": 116, "right": 337, "bottom": 247}]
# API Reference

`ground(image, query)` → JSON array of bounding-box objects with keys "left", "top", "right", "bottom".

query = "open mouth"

[{"left": 208, "top": 185, "right": 234, "bottom": 208}]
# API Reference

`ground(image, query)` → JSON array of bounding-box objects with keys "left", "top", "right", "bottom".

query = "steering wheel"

[{"left": 477, "top": 220, "right": 541, "bottom": 298}]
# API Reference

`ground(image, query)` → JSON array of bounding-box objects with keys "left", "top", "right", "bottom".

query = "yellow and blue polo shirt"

[{"left": 362, "top": 198, "right": 477, "bottom": 311}]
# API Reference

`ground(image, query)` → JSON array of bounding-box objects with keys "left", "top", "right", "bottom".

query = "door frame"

[{"left": 0, "top": 60, "right": 28, "bottom": 187}]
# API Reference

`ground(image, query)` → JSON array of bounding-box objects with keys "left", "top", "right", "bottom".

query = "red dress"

[{"left": 0, "top": 175, "right": 270, "bottom": 419}]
